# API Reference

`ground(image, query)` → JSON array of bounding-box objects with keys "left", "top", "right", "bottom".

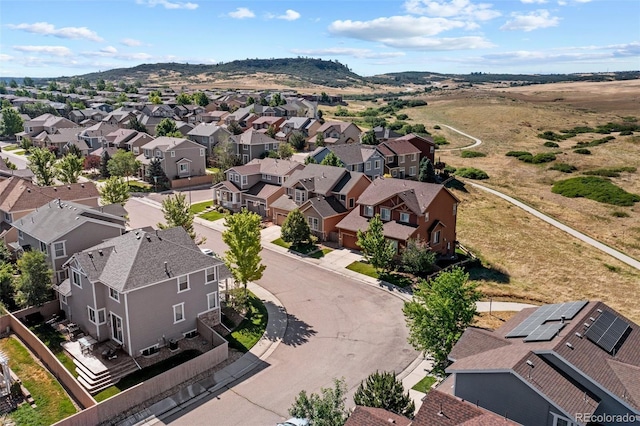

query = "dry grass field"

[{"left": 324, "top": 80, "right": 640, "bottom": 321}]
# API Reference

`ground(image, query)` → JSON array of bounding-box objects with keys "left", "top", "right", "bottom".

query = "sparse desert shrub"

[
  {"left": 550, "top": 163, "right": 577, "bottom": 173},
  {"left": 433, "top": 135, "right": 448, "bottom": 145},
  {"left": 530, "top": 153, "right": 557, "bottom": 164},
  {"left": 455, "top": 167, "right": 489, "bottom": 180},
  {"left": 433, "top": 125, "right": 441, "bottom": 129},
  {"left": 506, "top": 151, "right": 531, "bottom": 158},
  {"left": 620, "top": 130, "right": 633, "bottom": 136},
  {"left": 543, "top": 141, "right": 560, "bottom": 148},
  {"left": 582, "top": 167, "right": 636, "bottom": 177},
  {"left": 460, "top": 151, "right": 486, "bottom": 158},
  {"left": 611, "top": 211, "right": 630, "bottom": 218},
  {"left": 574, "top": 148, "right": 591, "bottom": 155},
  {"left": 551, "top": 176, "right": 640, "bottom": 206},
  {"left": 572, "top": 136, "right": 615, "bottom": 148}
]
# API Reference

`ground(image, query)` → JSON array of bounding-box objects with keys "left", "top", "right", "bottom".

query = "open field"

[{"left": 319, "top": 80, "right": 640, "bottom": 320}]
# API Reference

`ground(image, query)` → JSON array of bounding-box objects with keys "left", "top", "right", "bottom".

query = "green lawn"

[
  {"left": 190, "top": 200, "right": 213, "bottom": 214},
  {"left": 226, "top": 292, "right": 268, "bottom": 353},
  {"left": 309, "top": 248, "right": 333, "bottom": 259},
  {"left": 199, "top": 210, "right": 228, "bottom": 221},
  {"left": 271, "top": 238, "right": 322, "bottom": 255},
  {"left": 2, "top": 145, "right": 19, "bottom": 151},
  {"left": 94, "top": 350, "right": 202, "bottom": 402},
  {"left": 206, "top": 167, "right": 220, "bottom": 173},
  {"left": 1, "top": 336, "right": 77, "bottom": 425},
  {"left": 13, "top": 150, "right": 26, "bottom": 155},
  {"left": 412, "top": 375, "right": 437, "bottom": 393},
  {"left": 29, "top": 323, "right": 76, "bottom": 375},
  {"left": 346, "top": 261, "right": 414, "bottom": 288},
  {"left": 127, "top": 181, "right": 153, "bottom": 193}
]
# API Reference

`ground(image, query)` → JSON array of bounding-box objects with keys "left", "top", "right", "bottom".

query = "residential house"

[
  {"left": 68, "top": 108, "right": 108, "bottom": 125},
  {"left": 138, "top": 115, "right": 167, "bottom": 137},
  {"left": 271, "top": 164, "right": 371, "bottom": 241},
  {"left": 175, "top": 122, "right": 194, "bottom": 137},
  {"left": 104, "top": 128, "right": 138, "bottom": 150},
  {"left": 187, "top": 123, "right": 231, "bottom": 155},
  {"left": 201, "top": 110, "right": 228, "bottom": 124},
  {"left": 57, "top": 227, "right": 229, "bottom": 359},
  {"left": 274, "top": 117, "right": 312, "bottom": 142},
  {"left": 376, "top": 139, "right": 422, "bottom": 179},
  {"left": 223, "top": 105, "right": 254, "bottom": 129},
  {"left": 0, "top": 158, "right": 33, "bottom": 180},
  {"left": 141, "top": 104, "right": 175, "bottom": 118},
  {"left": 445, "top": 300, "right": 640, "bottom": 426},
  {"left": 345, "top": 406, "right": 411, "bottom": 426},
  {"left": 309, "top": 144, "right": 385, "bottom": 179},
  {"left": 78, "top": 122, "right": 119, "bottom": 152},
  {"left": 124, "top": 132, "right": 155, "bottom": 156},
  {"left": 212, "top": 158, "right": 304, "bottom": 216},
  {"left": 372, "top": 126, "right": 402, "bottom": 143},
  {"left": 392, "top": 133, "right": 436, "bottom": 165},
  {"left": 137, "top": 136, "right": 206, "bottom": 181},
  {"left": 251, "top": 116, "right": 285, "bottom": 134},
  {"left": 102, "top": 108, "right": 137, "bottom": 128},
  {"left": 41, "top": 127, "right": 83, "bottom": 154},
  {"left": 89, "top": 103, "right": 113, "bottom": 113},
  {"left": 336, "top": 177, "right": 458, "bottom": 256},
  {"left": 16, "top": 113, "right": 76, "bottom": 144},
  {"left": 308, "top": 121, "right": 362, "bottom": 148},
  {"left": 11, "top": 200, "right": 126, "bottom": 283},
  {"left": 0, "top": 178, "right": 100, "bottom": 245},
  {"left": 232, "top": 130, "right": 281, "bottom": 164}
]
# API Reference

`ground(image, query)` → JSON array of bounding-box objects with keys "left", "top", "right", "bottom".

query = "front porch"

[{"left": 212, "top": 181, "right": 243, "bottom": 212}]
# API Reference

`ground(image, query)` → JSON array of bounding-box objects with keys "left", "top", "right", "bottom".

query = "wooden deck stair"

[{"left": 74, "top": 357, "right": 139, "bottom": 394}]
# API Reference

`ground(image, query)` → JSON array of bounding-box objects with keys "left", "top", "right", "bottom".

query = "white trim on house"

[
  {"left": 177, "top": 275, "right": 190, "bottom": 293},
  {"left": 109, "top": 287, "right": 120, "bottom": 303},
  {"left": 124, "top": 294, "right": 132, "bottom": 354},
  {"left": 173, "top": 302, "right": 185, "bottom": 324},
  {"left": 53, "top": 240, "right": 66, "bottom": 259}
]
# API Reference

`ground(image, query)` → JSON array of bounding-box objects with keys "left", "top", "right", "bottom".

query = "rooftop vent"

[
  {"left": 98, "top": 250, "right": 103, "bottom": 256},
  {"left": 566, "top": 342, "right": 574, "bottom": 349},
  {"left": 575, "top": 332, "right": 583, "bottom": 338}
]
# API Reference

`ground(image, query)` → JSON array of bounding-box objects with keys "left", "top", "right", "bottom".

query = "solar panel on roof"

[
  {"left": 506, "top": 301, "right": 588, "bottom": 339},
  {"left": 524, "top": 323, "right": 566, "bottom": 342},
  {"left": 585, "top": 310, "right": 630, "bottom": 353}
]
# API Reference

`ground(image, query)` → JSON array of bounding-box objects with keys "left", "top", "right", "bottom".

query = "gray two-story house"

[
  {"left": 376, "top": 139, "right": 421, "bottom": 179},
  {"left": 231, "top": 130, "right": 280, "bottom": 165},
  {"left": 58, "top": 227, "right": 229, "bottom": 358},
  {"left": 12, "top": 200, "right": 126, "bottom": 283},
  {"left": 187, "top": 123, "right": 231, "bottom": 155},
  {"left": 138, "top": 136, "right": 207, "bottom": 180},
  {"left": 309, "top": 144, "right": 385, "bottom": 179}
]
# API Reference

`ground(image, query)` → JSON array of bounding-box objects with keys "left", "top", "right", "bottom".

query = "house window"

[
  {"left": 399, "top": 155, "right": 405, "bottom": 163},
  {"left": 433, "top": 230, "right": 441, "bottom": 245},
  {"left": 294, "top": 189, "right": 306, "bottom": 203},
  {"left": 234, "top": 174, "right": 240, "bottom": 182},
  {"left": 179, "top": 163, "right": 188, "bottom": 173},
  {"left": 411, "top": 153, "right": 417, "bottom": 161},
  {"left": 53, "top": 241, "right": 66, "bottom": 258},
  {"left": 453, "top": 204, "right": 457, "bottom": 216},
  {"left": 88, "top": 307, "right": 105, "bottom": 324},
  {"left": 387, "top": 156, "right": 394, "bottom": 163},
  {"left": 380, "top": 208, "right": 391, "bottom": 221},
  {"left": 278, "top": 176, "right": 282, "bottom": 184},
  {"left": 61, "top": 295, "right": 67, "bottom": 305},
  {"left": 272, "top": 143, "right": 278, "bottom": 150},
  {"left": 308, "top": 217, "right": 319, "bottom": 231},
  {"left": 3, "top": 212, "right": 11, "bottom": 223},
  {"left": 200, "top": 148, "right": 205, "bottom": 157},
  {"left": 374, "top": 159, "right": 381, "bottom": 169},
  {"left": 171, "top": 151, "right": 175, "bottom": 157},
  {"left": 144, "top": 149, "right": 150, "bottom": 157},
  {"left": 363, "top": 205, "right": 374, "bottom": 217},
  {"left": 400, "top": 212, "right": 410, "bottom": 223},
  {"left": 205, "top": 267, "right": 215, "bottom": 283},
  {"left": 365, "top": 162, "right": 371, "bottom": 171},
  {"left": 241, "top": 175, "right": 247, "bottom": 185},
  {"left": 207, "top": 292, "right": 218, "bottom": 310},
  {"left": 173, "top": 303, "right": 185, "bottom": 323},
  {"left": 40, "top": 241, "right": 48, "bottom": 255},
  {"left": 243, "top": 144, "right": 248, "bottom": 151},
  {"left": 177, "top": 275, "right": 189, "bottom": 292},
  {"left": 97, "top": 308, "right": 106, "bottom": 324},
  {"left": 88, "top": 306, "right": 96, "bottom": 324},
  {"left": 72, "top": 269, "right": 82, "bottom": 288},
  {"left": 18, "top": 230, "right": 23, "bottom": 240},
  {"left": 430, "top": 146, "right": 435, "bottom": 154},
  {"left": 109, "top": 288, "right": 120, "bottom": 302},
  {"left": 409, "top": 166, "right": 416, "bottom": 176},
  {"left": 155, "top": 149, "right": 161, "bottom": 158},
  {"left": 551, "top": 413, "right": 577, "bottom": 426},
  {"left": 349, "top": 198, "right": 355, "bottom": 208},
  {"left": 133, "top": 147, "right": 140, "bottom": 154}
]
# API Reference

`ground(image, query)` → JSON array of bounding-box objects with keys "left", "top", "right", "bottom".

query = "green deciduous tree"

[
  {"left": 155, "top": 118, "right": 179, "bottom": 137},
  {"left": 107, "top": 149, "right": 140, "bottom": 183},
  {"left": 278, "top": 143, "right": 294, "bottom": 160},
  {"left": 176, "top": 93, "right": 192, "bottom": 105},
  {"left": 0, "top": 240, "right": 11, "bottom": 264},
  {"left": 56, "top": 153, "right": 83, "bottom": 184},
  {"left": 222, "top": 210, "right": 266, "bottom": 308},
  {"left": 266, "top": 125, "right": 277, "bottom": 139},
  {"left": 289, "top": 378, "right": 349, "bottom": 426},
  {"left": 0, "top": 262, "right": 16, "bottom": 311},
  {"left": 281, "top": 209, "right": 312, "bottom": 248},
  {"left": 403, "top": 267, "right": 481, "bottom": 375},
  {"left": 99, "top": 176, "right": 130, "bottom": 205},
  {"left": 418, "top": 157, "right": 436, "bottom": 183},
  {"left": 289, "top": 131, "right": 306, "bottom": 151},
  {"left": 320, "top": 151, "right": 342, "bottom": 167},
  {"left": 128, "top": 117, "right": 148, "bottom": 133},
  {"left": 353, "top": 371, "right": 415, "bottom": 418},
  {"left": 315, "top": 132, "right": 325, "bottom": 147},
  {"left": 212, "top": 139, "right": 239, "bottom": 171},
  {"left": 158, "top": 194, "right": 203, "bottom": 243},
  {"left": 149, "top": 93, "right": 162, "bottom": 105},
  {"left": 227, "top": 120, "right": 243, "bottom": 135},
  {"left": 96, "top": 79, "right": 106, "bottom": 91},
  {"left": 401, "top": 238, "right": 436, "bottom": 276},
  {"left": 356, "top": 214, "right": 395, "bottom": 274},
  {"left": 23, "top": 77, "right": 34, "bottom": 87},
  {"left": 193, "top": 92, "right": 210, "bottom": 107},
  {"left": 15, "top": 250, "right": 53, "bottom": 307},
  {"left": 1, "top": 107, "right": 24, "bottom": 137},
  {"left": 361, "top": 129, "right": 378, "bottom": 145},
  {"left": 28, "top": 147, "right": 57, "bottom": 186}
]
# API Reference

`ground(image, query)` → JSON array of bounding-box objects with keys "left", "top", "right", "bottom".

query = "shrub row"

[
  {"left": 552, "top": 176, "right": 640, "bottom": 206},
  {"left": 505, "top": 151, "right": 556, "bottom": 164},
  {"left": 582, "top": 167, "right": 636, "bottom": 177},
  {"left": 455, "top": 167, "right": 489, "bottom": 180},
  {"left": 572, "top": 136, "right": 615, "bottom": 148},
  {"left": 460, "top": 151, "right": 486, "bottom": 158}
]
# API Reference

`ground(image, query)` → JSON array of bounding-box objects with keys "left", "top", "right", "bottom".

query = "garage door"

[{"left": 340, "top": 232, "right": 358, "bottom": 250}]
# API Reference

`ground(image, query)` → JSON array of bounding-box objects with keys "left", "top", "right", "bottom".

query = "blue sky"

[{"left": 1, "top": 0, "right": 638, "bottom": 79}]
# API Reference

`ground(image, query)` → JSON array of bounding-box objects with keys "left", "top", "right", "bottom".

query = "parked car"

[{"left": 277, "top": 419, "right": 309, "bottom": 426}]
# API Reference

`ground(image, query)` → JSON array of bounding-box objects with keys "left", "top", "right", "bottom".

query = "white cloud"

[
  {"left": 329, "top": 16, "right": 466, "bottom": 40},
  {"left": 0, "top": 54, "right": 14, "bottom": 62},
  {"left": 500, "top": 10, "right": 560, "bottom": 31},
  {"left": 403, "top": 0, "right": 501, "bottom": 21},
  {"left": 7, "top": 22, "right": 103, "bottom": 42},
  {"left": 290, "top": 47, "right": 405, "bottom": 59},
  {"left": 13, "top": 45, "right": 73, "bottom": 56},
  {"left": 557, "top": 0, "right": 567, "bottom": 4},
  {"left": 384, "top": 36, "right": 494, "bottom": 50},
  {"left": 229, "top": 7, "right": 255, "bottom": 19},
  {"left": 82, "top": 47, "right": 153, "bottom": 61},
  {"left": 135, "top": 0, "right": 198, "bottom": 10},
  {"left": 521, "top": 0, "right": 547, "bottom": 3},
  {"left": 102, "top": 46, "right": 118, "bottom": 54},
  {"left": 121, "top": 38, "right": 143, "bottom": 47},
  {"left": 278, "top": 9, "right": 301, "bottom": 21}
]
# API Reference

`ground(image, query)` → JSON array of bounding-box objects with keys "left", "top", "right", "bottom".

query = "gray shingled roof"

[
  {"left": 12, "top": 199, "right": 125, "bottom": 243},
  {"left": 72, "top": 227, "right": 227, "bottom": 293},
  {"left": 302, "top": 195, "right": 347, "bottom": 218}
]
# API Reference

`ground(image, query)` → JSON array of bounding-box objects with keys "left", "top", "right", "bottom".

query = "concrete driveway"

[{"left": 125, "top": 197, "right": 418, "bottom": 425}]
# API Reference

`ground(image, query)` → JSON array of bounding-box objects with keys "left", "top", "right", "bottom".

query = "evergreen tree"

[
  {"left": 418, "top": 157, "right": 436, "bottom": 183},
  {"left": 147, "top": 157, "right": 169, "bottom": 190},
  {"left": 315, "top": 132, "right": 325, "bottom": 147},
  {"left": 289, "top": 131, "right": 306, "bottom": 151},
  {"left": 320, "top": 151, "right": 342, "bottom": 167},
  {"left": 356, "top": 214, "right": 395, "bottom": 274},
  {"left": 128, "top": 117, "right": 148, "bottom": 133},
  {"left": 361, "top": 129, "right": 378, "bottom": 145},
  {"left": 100, "top": 150, "right": 111, "bottom": 178},
  {"left": 353, "top": 371, "right": 415, "bottom": 418},
  {"left": 289, "top": 378, "right": 349, "bottom": 426}
]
